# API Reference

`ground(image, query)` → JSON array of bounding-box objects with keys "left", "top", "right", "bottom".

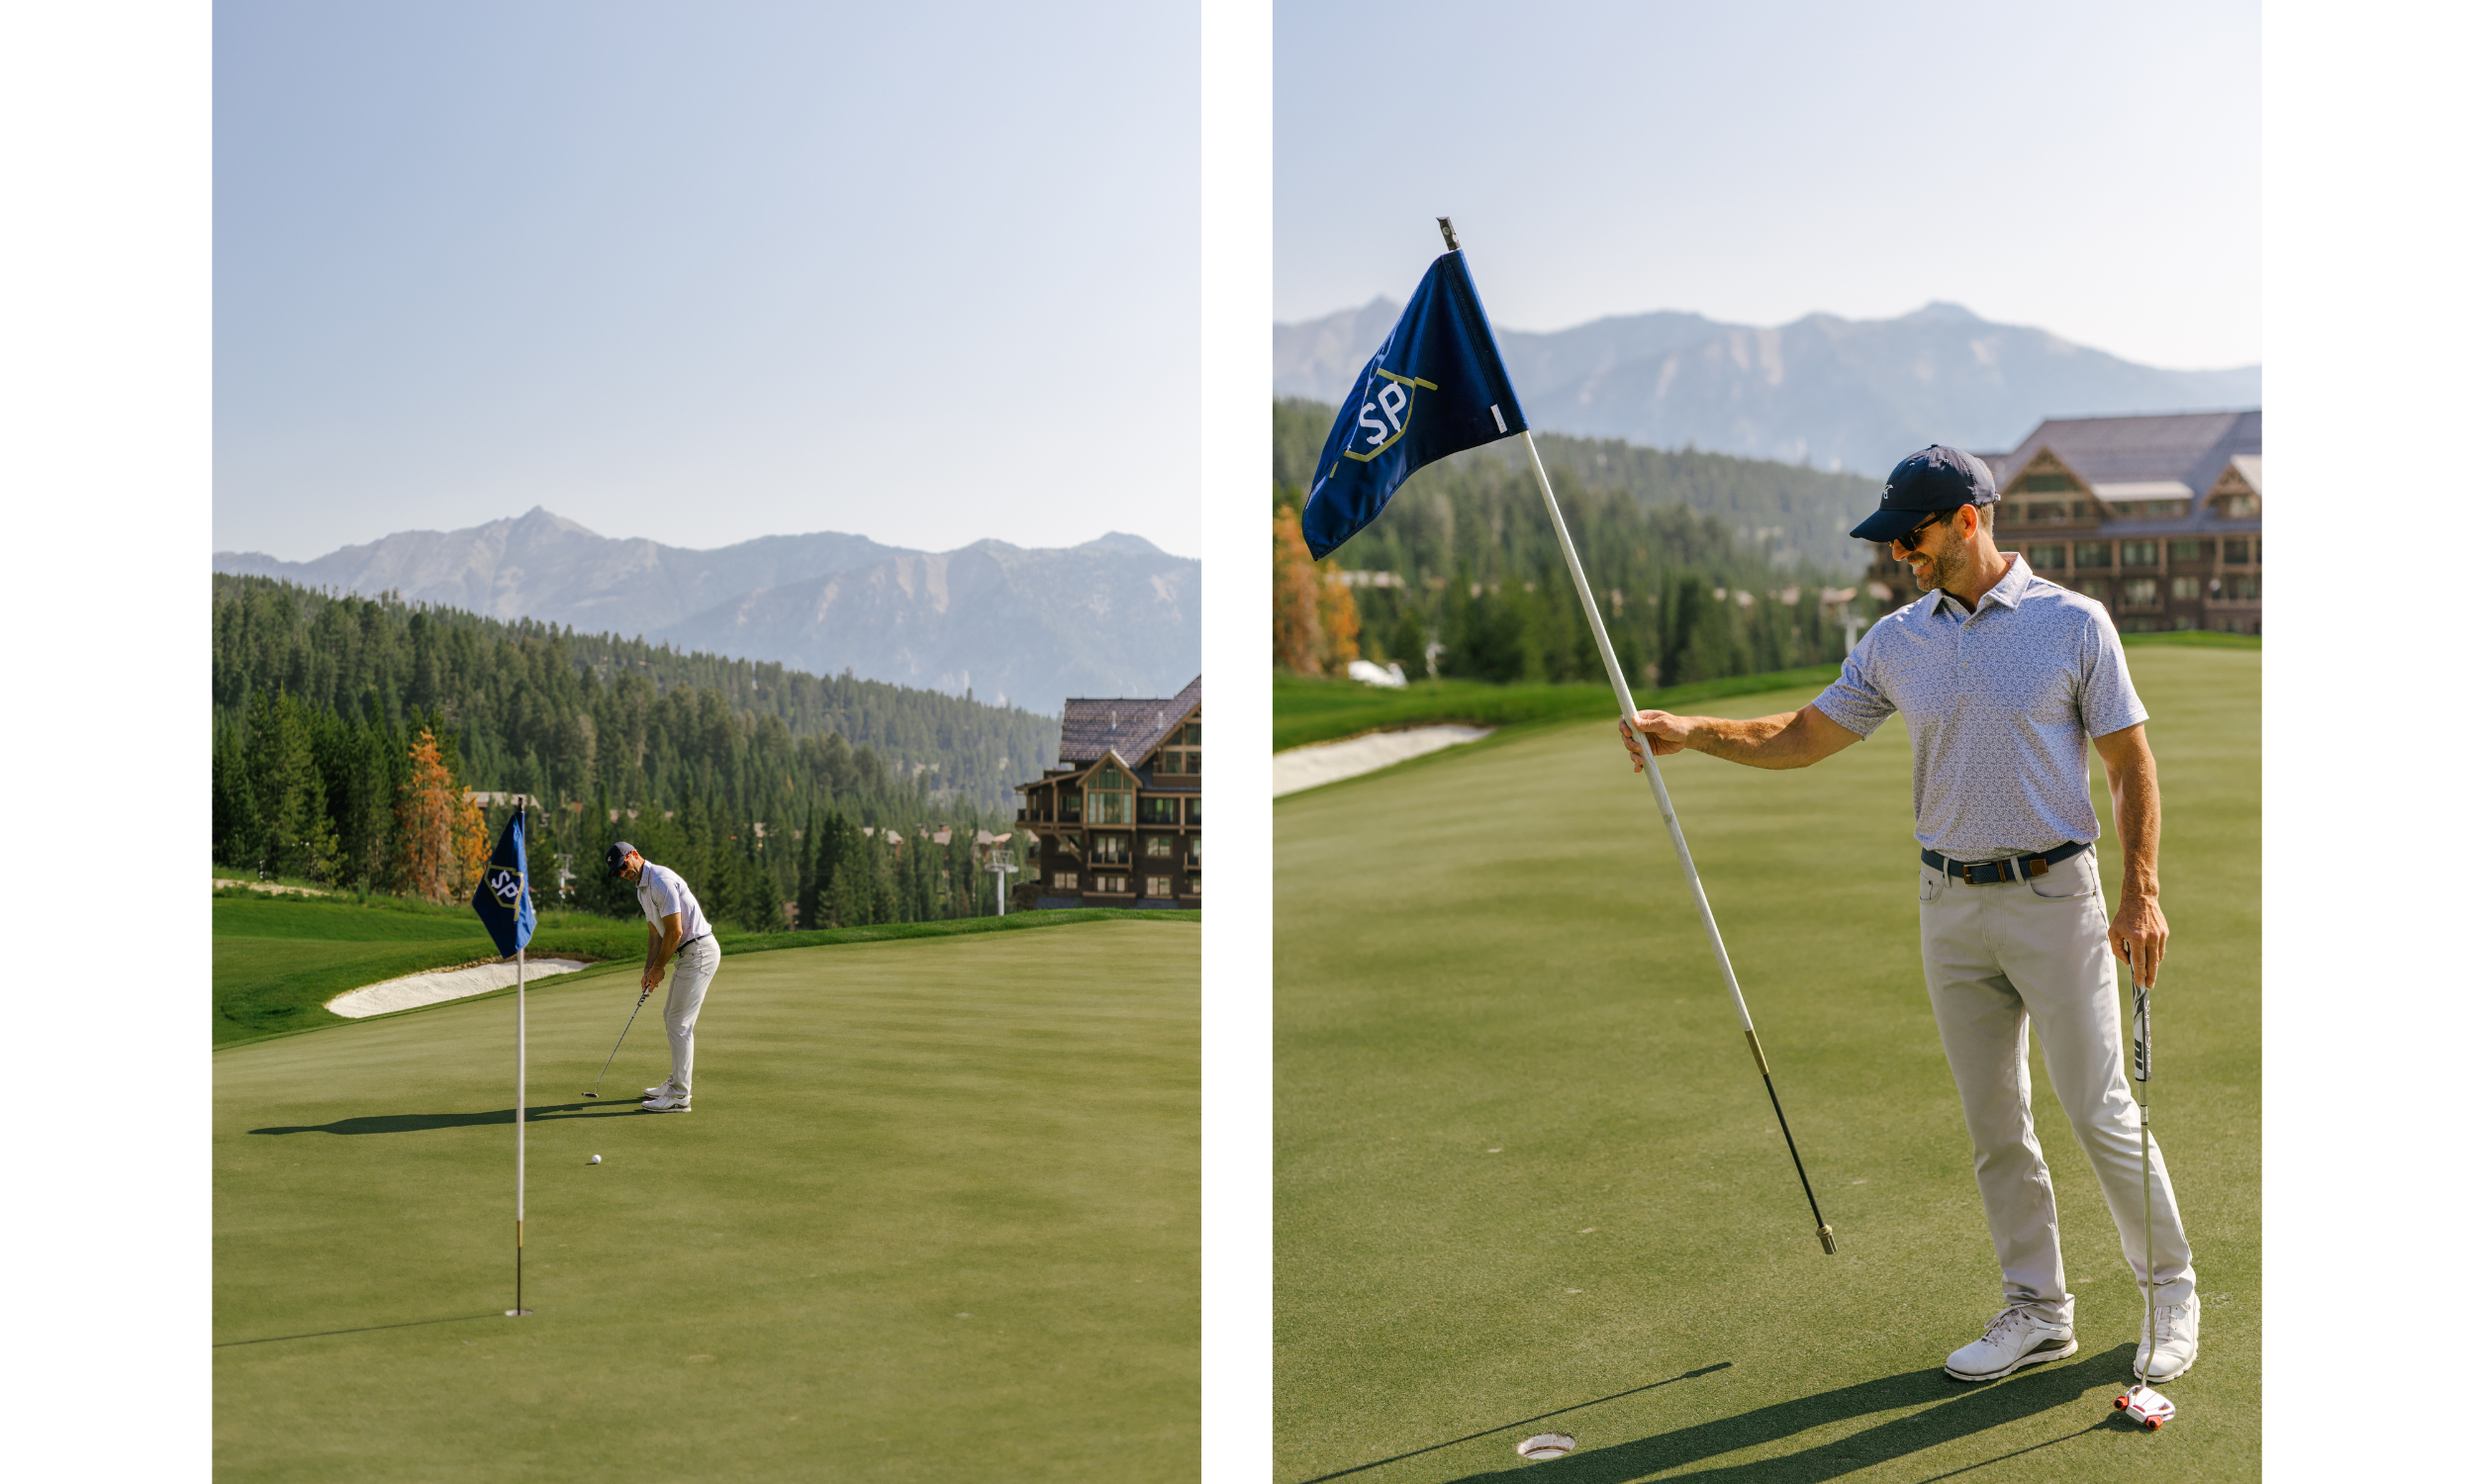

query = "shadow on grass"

[
  {"left": 215, "top": 1313, "right": 506, "bottom": 1346},
  {"left": 1433, "top": 1346, "right": 2138, "bottom": 1484},
  {"left": 249, "top": 1101, "right": 649, "bottom": 1135},
  {"left": 1293, "top": 1365, "right": 1733, "bottom": 1483}
]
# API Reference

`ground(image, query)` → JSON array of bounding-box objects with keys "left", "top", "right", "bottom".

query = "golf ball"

[{"left": 589, "top": 1155, "right": 603, "bottom": 1164}]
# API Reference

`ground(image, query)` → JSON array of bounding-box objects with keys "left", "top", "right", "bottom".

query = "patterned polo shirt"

[{"left": 1813, "top": 554, "right": 2146, "bottom": 861}]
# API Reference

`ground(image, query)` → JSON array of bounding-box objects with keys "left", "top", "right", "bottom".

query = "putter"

[
  {"left": 2114, "top": 976, "right": 2176, "bottom": 1432},
  {"left": 582, "top": 987, "right": 653, "bottom": 1098}
]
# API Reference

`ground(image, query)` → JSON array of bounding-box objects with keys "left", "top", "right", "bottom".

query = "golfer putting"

[
  {"left": 607, "top": 842, "right": 719, "bottom": 1113},
  {"left": 1619, "top": 445, "right": 2200, "bottom": 1387}
]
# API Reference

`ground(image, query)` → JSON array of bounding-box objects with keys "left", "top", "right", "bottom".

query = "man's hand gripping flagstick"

[{"left": 1300, "top": 218, "right": 1835, "bottom": 1255}]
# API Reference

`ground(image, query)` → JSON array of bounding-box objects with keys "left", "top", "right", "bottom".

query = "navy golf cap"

[
  {"left": 1849, "top": 445, "right": 2000, "bottom": 544},
  {"left": 606, "top": 841, "right": 638, "bottom": 878}
]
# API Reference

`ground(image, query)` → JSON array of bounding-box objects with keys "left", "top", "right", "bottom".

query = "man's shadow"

[
  {"left": 250, "top": 1101, "right": 647, "bottom": 1136},
  {"left": 1431, "top": 1346, "right": 2144, "bottom": 1484}
]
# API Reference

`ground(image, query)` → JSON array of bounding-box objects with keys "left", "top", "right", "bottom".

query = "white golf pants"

[
  {"left": 1919, "top": 848, "right": 2196, "bottom": 1329},
  {"left": 662, "top": 936, "right": 721, "bottom": 1093}
]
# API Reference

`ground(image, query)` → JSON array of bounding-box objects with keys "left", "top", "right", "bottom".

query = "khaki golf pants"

[
  {"left": 1920, "top": 848, "right": 2196, "bottom": 1329},
  {"left": 663, "top": 935, "right": 721, "bottom": 1093}
]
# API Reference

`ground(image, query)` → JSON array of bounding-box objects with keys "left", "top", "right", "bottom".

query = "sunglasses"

[{"left": 1889, "top": 506, "right": 1964, "bottom": 552}]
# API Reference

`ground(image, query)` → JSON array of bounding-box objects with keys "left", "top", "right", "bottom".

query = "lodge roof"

[
  {"left": 1057, "top": 675, "right": 1201, "bottom": 767},
  {"left": 1991, "top": 410, "right": 2260, "bottom": 495}
]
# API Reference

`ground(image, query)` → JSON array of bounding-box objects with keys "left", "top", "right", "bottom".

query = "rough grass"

[
  {"left": 1274, "top": 648, "right": 2258, "bottom": 1482},
  {"left": 215, "top": 919, "right": 1198, "bottom": 1482},
  {"left": 212, "top": 893, "right": 1197, "bottom": 1050}
]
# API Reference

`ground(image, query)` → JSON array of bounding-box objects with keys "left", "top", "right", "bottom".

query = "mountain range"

[
  {"left": 1274, "top": 300, "right": 2260, "bottom": 477},
  {"left": 213, "top": 509, "right": 1198, "bottom": 713}
]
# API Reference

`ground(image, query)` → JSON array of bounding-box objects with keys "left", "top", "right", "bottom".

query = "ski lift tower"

[{"left": 983, "top": 839, "right": 1020, "bottom": 916}]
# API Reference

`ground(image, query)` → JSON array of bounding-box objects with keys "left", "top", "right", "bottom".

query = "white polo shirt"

[
  {"left": 1813, "top": 554, "right": 2147, "bottom": 861},
  {"left": 634, "top": 861, "right": 713, "bottom": 944}
]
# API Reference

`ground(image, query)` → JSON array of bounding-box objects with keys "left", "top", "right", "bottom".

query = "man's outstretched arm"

[
  {"left": 2092, "top": 721, "right": 2168, "bottom": 988},
  {"left": 1618, "top": 702, "right": 1863, "bottom": 772}
]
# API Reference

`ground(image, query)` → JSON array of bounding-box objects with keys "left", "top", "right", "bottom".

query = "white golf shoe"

[
  {"left": 643, "top": 1077, "right": 681, "bottom": 1099},
  {"left": 2134, "top": 1294, "right": 2200, "bottom": 1383},
  {"left": 641, "top": 1088, "right": 692, "bottom": 1112},
  {"left": 1945, "top": 1304, "right": 2077, "bottom": 1382}
]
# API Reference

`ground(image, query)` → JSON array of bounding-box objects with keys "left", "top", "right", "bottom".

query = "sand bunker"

[
  {"left": 328, "top": 959, "right": 594, "bottom": 1018},
  {"left": 1273, "top": 725, "right": 1494, "bottom": 797}
]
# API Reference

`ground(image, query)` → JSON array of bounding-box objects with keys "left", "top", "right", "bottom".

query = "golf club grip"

[{"left": 2132, "top": 981, "right": 2151, "bottom": 1082}]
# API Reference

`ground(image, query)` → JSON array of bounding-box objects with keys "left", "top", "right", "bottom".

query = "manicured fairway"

[
  {"left": 216, "top": 919, "right": 1198, "bottom": 1482},
  {"left": 1275, "top": 648, "right": 2258, "bottom": 1482}
]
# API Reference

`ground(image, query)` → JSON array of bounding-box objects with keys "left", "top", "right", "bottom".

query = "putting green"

[
  {"left": 1275, "top": 648, "right": 2257, "bottom": 1481},
  {"left": 217, "top": 920, "right": 1198, "bottom": 1482}
]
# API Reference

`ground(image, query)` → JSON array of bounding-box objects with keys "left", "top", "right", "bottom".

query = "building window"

[
  {"left": 1051, "top": 831, "right": 1082, "bottom": 859},
  {"left": 1087, "top": 765, "right": 1133, "bottom": 824},
  {"left": 2123, "top": 579, "right": 2159, "bottom": 607},
  {"left": 1144, "top": 875, "right": 1172, "bottom": 897},
  {"left": 1153, "top": 721, "right": 1202, "bottom": 777},
  {"left": 2026, "top": 543, "right": 2067, "bottom": 570},
  {"left": 2217, "top": 493, "right": 2259, "bottom": 517},
  {"left": 2020, "top": 473, "right": 2072, "bottom": 493},
  {"left": 1189, "top": 835, "right": 1201, "bottom": 866},
  {"left": 1051, "top": 871, "right": 1078, "bottom": 890},
  {"left": 1186, "top": 797, "right": 1201, "bottom": 826},
  {"left": 2170, "top": 577, "right": 2203, "bottom": 601},
  {"left": 1094, "top": 873, "right": 1129, "bottom": 894},
  {"left": 1187, "top": 873, "right": 1201, "bottom": 894},
  {"left": 1091, "top": 832, "right": 1130, "bottom": 865},
  {"left": 2074, "top": 543, "right": 2112, "bottom": 568},
  {"left": 1060, "top": 788, "right": 1082, "bottom": 823},
  {"left": 2223, "top": 539, "right": 2250, "bottom": 565},
  {"left": 1138, "top": 795, "right": 1178, "bottom": 824},
  {"left": 2169, "top": 539, "right": 2211, "bottom": 563},
  {"left": 2026, "top": 503, "right": 2069, "bottom": 523},
  {"left": 2226, "top": 575, "right": 2260, "bottom": 601},
  {"left": 1144, "top": 834, "right": 1173, "bottom": 859},
  {"left": 2121, "top": 541, "right": 2158, "bottom": 568}
]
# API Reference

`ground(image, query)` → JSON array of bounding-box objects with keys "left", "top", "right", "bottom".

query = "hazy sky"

[
  {"left": 1276, "top": 1, "right": 2260, "bottom": 370},
  {"left": 216, "top": 2, "right": 1198, "bottom": 562}
]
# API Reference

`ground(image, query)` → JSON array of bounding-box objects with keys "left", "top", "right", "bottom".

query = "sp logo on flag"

[
  {"left": 1345, "top": 369, "right": 1441, "bottom": 463},
  {"left": 486, "top": 866, "right": 523, "bottom": 907}
]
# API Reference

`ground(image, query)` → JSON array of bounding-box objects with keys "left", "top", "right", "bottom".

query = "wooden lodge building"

[
  {"left": 1865, "top": 411, "right": 2261, "bottom": 634},
  {"left": 1014, "top": 676, "right": 1201, "bottom": 911}
]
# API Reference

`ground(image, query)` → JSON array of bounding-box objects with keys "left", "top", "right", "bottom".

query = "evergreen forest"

[
  {"left": 213, "top": 575, "right": 1050, "bottom": 931},
  {"left": 1273, "top": 399, "right": 1880, "bottom": 688}
]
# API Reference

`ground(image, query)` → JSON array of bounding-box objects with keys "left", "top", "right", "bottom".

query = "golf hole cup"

[{"left": 1517, "top": 1433, "right": 1576, "bottom": 1460}]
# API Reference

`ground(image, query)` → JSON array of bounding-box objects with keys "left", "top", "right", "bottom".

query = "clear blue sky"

[
  {"left": 215, "top": 2, "right": 1198, "bottom": 561},
  {"left": 1276, "top": 1, "right": 2259, "bottom": 370}
]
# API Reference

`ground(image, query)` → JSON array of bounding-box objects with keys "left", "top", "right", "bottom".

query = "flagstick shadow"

[
  {"left": 249, "top": 1102, "right": 645, "bottom": 1135},
  {"left": 1429, "top": 1346, "right": 2140, "bottom": 1484},
  {"left": 214, "top": 1312, "right": 506, "bottom": 1347},
  {"left": 1291, "top": 1364, "right": 1733, "bottom": 1484}
]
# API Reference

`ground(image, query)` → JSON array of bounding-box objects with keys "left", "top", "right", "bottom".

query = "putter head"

[
  {"left": 2114, "top": 1383, "right": 2175, "bottom": 1431},
  {"left": 582, "top": 1091, "right": 599, "bottom": 1098}
]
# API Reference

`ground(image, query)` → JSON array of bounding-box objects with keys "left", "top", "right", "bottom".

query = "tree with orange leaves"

[
  {"left": 397, "top": 727, "right": 490, "bottom": 902},
  {"left": 1274, "top": 505, "right": 1362, "bottom": 676}
]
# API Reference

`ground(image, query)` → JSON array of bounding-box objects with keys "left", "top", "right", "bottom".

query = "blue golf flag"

[
  {"left": 471, "top": 803, "right": 536, "bottom": 959},
  {"left": 1300, "top": 249, "right": 1528, "bottom": 559}
]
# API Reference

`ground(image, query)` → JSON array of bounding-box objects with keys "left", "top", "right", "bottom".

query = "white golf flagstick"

[
  {"left": 1514, "top": 426, "right": 1837, "bottom": 1255},
  {"left": 510, "top": 797, "right": 531, "bottom": 1318}
]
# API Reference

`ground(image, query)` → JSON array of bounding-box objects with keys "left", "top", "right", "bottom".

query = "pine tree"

[
  {"left": 794, "top": 804, "right": 821, "bottom": 931},
  {"left": 212, "top": 709, "right": 260, "bottom": 871}
]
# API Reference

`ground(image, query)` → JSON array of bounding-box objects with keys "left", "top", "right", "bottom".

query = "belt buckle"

[{"left": 1962, "top": 859, "right": 2010, "bottom": 886}]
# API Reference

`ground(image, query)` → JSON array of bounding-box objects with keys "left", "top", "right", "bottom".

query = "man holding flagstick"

[{"left": 1299, "top": 219, "right": 1840, "bottom": 1260}]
